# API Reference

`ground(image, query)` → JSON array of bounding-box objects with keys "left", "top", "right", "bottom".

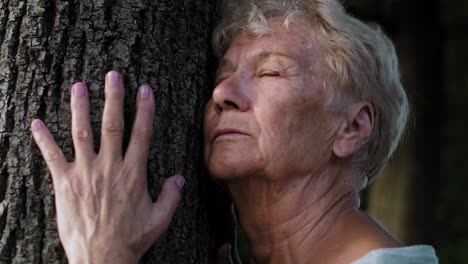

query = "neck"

[{"left": 227, "top": 169, "right": 360, "bottom": 264}]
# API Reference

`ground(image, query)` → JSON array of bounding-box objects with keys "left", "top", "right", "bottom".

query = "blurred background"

[{"left": 345, "top": 0, "right": 468, "bottom": 263}]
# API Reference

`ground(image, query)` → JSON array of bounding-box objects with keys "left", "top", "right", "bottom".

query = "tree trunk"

[{"left": 0, "top": 0, "right": 233, "bottom": 263}]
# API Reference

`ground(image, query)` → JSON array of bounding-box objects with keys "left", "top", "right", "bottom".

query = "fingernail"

[
  {"left": 32, "top": 120, "right": 44, "bottom": 131},
  {"left": 176, "top": 176, "right": 185, "bottom": 189},
  {"left": 107, "top": 71, "right": 121, "bottom": 86},
  {"left": 140, "top": 85, "right": 150, "bottom": 99},
  {"left": 73, "top": 83, "right": 86, "bottom": 97}
]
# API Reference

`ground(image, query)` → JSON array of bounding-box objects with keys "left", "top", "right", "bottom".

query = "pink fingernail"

[
  {"left": 107, "top": 71, "right": 121, "bottom": 86},
  {"left": 73, "top": 83, "right": 86, "bottom": 97},
  {"left": 140, "top": 85, "right": 150, "bottom": 99},
  {"left": 176, "top": 177, "right": 185, "bottom": 189},
  {"left": 32, "top": 120, "right": 44, "bottom": 131}
]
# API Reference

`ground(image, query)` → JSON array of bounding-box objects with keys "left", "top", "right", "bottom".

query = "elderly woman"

[{"left": 31, "top": 0, "right": 437, "bottom": 263}]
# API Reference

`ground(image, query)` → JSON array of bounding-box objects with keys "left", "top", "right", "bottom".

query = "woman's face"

[{"left": 204, "top": 22, "right": 340, "bottom": 181}]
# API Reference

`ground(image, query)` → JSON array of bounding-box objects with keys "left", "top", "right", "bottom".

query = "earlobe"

[{"left": 332, "top": 103, "right": 374, "bottom": 158}]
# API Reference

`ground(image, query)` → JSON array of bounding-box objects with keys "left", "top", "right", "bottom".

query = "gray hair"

[{"left": 212, "top": 0, "right": 409, "bottom": 188}]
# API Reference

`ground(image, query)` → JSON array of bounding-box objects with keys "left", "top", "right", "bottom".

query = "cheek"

[
  {"left": 255, "top": 101, "right": 302, "bottom": 164},
  {"left": 257, "top": 91, "right": 318, "bottom": 138},
  {"left": 255, "top": 94, "right": 331, "bottom": 169}
]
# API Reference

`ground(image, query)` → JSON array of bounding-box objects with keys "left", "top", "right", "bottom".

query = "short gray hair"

[{"left": 212, "top": 0, "right": 409, "bottom": 188}]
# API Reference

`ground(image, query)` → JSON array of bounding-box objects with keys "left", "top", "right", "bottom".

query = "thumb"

[{"left": 150, "top": 175, "right": 184, "bottom": 234}]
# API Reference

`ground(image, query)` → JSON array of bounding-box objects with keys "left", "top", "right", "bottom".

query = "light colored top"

[{"left": 352, "top": 245, "right": 438, "bottom": 264}]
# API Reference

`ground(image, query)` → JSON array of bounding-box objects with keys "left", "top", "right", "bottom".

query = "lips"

[{"left": 213, "top": 128, "right": 248, "bottom": 140}]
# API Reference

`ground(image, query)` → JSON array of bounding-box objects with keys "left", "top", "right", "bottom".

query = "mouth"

[{"left": 213, "top": 128, "right": 248, "bottom": 140}]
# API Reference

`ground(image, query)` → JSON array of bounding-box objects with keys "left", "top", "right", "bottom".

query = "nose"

[{"left": 211, "top": 75, "right": 250, "bottom": 114}]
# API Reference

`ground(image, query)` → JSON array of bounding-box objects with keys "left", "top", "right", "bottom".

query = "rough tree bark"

[{"left": 0, "top": 0, "right": 233, "bottom": 263}]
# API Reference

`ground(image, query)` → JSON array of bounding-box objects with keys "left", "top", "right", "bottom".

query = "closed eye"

[{"left": 259, "top": 70, "right": 281, "bottom": 77}]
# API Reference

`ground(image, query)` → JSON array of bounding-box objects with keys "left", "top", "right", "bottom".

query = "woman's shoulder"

[{"left": 351, "top": 245, "right": 438, "bottom": 264}]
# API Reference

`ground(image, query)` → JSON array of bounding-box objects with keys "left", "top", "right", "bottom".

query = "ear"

[{"left": 332, "top": 102, "right": 374, "bottom": 158}]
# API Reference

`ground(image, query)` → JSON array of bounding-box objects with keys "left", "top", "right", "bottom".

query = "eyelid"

[{"left": 258, "top": 69, "right": 282, "bottom": 77}]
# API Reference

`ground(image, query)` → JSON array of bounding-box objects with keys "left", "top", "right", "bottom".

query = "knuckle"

[
  {"left": 44, "top": 149, "right": 61, "bottom": 162},
  {"left": 56, "top": 179, "right": 78, "bottom": 199},
  {"left": 75, "top": 128, "right": 92, "bottom": 142},
  {"left": 102, "top": 121, "right": 123, "bottom": 137}
]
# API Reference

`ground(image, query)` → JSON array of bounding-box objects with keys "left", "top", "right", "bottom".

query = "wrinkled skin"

[{"left": 203, "top": 26, "right": 338, "bottom": 183}]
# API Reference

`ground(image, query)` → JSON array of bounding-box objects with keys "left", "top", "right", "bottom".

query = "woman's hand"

[{"left": 31, "top": 71, "right": 184, "bottom": 264}]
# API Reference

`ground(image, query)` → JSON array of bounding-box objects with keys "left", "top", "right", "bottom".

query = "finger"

[
  {"left": 100, "top": 71, "right": 125, "bottom": 160},
  {"left": 31, "top": 119, "right": 69, "bottom": 180},
  {"left": 71, "top": 82, "right": 96, "bottom": 162},
  {"left": 150, "top": 175, "right": 184, "bottom": 235},
  {"left": 217, "top": 243, "right": 234, "bottom": 264},
  {"left": 125, "top": 85, "right": 155, "bottom": 167}
]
